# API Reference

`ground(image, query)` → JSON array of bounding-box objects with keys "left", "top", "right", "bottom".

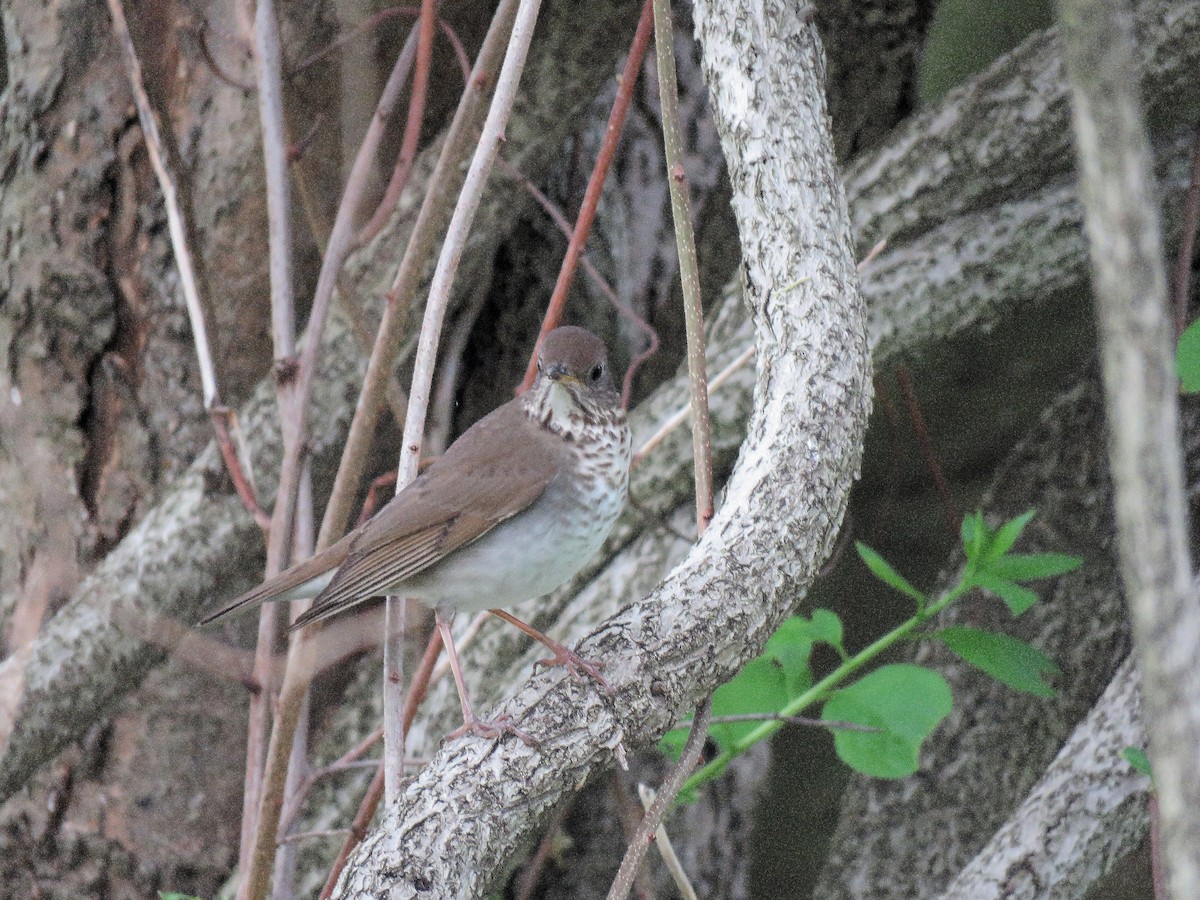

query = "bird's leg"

[
  {"left": 437, "top": 612, "right": 536, "bottom": 746},
  {"left": 488, "top": 608, "right": 615, "bottom": 696}
]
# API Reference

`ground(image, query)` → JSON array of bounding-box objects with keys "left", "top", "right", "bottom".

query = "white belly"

[{"left": 403, "top": 426, "right": 630, "bottom": 613}]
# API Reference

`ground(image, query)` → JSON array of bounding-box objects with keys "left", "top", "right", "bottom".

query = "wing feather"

[{"left": 291, "top": 401, "right": 560, "bottom": 630}]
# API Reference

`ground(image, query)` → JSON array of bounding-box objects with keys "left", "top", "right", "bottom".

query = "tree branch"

[{"left": 1060, "top": 0, "right": 1200, "bottom": 892}]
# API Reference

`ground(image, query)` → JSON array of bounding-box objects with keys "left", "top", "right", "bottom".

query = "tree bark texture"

[
  {"left": 331, "top": 3, "right": 870, "bottom": 895},
  {"left": 941, "top": 656, "right": 1148, "bottom": 898},
  {"left": 1060, "top": 0, "right": 1200, "bottom": 894}
]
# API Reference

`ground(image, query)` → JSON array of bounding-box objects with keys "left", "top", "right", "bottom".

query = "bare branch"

[{"left": 1060, "top": 0, "right": 1200, "bottom": 891}]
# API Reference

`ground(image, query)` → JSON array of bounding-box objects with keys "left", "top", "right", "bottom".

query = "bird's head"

[{"left": 531, "top": 326, "right": 620, "bottom": 425}]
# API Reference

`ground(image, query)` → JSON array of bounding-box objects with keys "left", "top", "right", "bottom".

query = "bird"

[{"left": 201, "top": 325, "right": 631, "bottom": 740}]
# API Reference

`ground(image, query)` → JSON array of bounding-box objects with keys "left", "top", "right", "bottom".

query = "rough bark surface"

[
  {"left": 940, "top": 657, "right": 1148, "bottom": 898},
  {"left": 332, "top": 3, "right": 870, "bottom": 895},
  {"left": 1061, "top": 0, "right": 1200, "bottom": 892}
]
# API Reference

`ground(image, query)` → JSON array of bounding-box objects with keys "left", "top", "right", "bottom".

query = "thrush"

[{"left": 201, "top": 325, "right": 632, "bottom": 739}]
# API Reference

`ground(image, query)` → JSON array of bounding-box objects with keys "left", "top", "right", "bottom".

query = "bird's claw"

[
  {"left": 534, "top": 648, "right": 615, "bottom": 696},
  {"left": 446, "top": 713, "right": 539, "bottom": 747}
]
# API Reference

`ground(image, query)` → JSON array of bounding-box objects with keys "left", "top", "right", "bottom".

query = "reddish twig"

[
  {"left": 356, "top": 471, "right": 400, "bottom": 527},
  {"left": 1172, "top": 123, "right": 1200, "bottom": 339},
  {"left": 210, "top": 408, "right": 271, "bottom": 531},
  {"left": 498, "top": 157, "right": 660, "bottom": 407},
  {"left": 195, "top": 20, "right": 255, "bottom": 92},
  {"left": 518, "top": 0, "right": 655, "bottom": 394},
  {"left": 894, "top": 365, "right": 959, "bottom": 532},
  {"left": 357, "top": 5, "right": 476, "bottom": 246}
]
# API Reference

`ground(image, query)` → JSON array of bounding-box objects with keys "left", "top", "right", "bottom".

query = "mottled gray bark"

[
  {"left": 940, "top": 657, "right": 1148, "bottom": 898},
  {"left": 1061, "top": 0, "right": 1200, "bottom": 893},
  {"left": 332, "top": 3, "right": 870, "bottom": 895},
  {"left": 845, "top": 0, "right": 1200, "bottom": 253}
]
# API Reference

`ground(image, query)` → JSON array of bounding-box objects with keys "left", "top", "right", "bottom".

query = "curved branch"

[
  {"left": 331, "top": 3, "right": 870, "bottom": 895},
  {"left": 844, "top": 0, "right": 1200, "bottom": 252}
]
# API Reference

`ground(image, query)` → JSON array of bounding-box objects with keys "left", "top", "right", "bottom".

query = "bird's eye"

[{"left": 590, "top": 363, "right": 604, "bottom": 382}]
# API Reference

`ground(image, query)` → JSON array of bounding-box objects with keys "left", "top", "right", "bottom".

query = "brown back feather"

[{"left": 290, "top": 399, "right": 559, "bottom": 629}]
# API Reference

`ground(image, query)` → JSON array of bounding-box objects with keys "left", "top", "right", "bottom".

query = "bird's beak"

[{"left": 546, "top": 363, "right": 580, "bottom": 385}]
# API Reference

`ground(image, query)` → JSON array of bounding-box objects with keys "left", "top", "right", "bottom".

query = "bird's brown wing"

[
  {"left": 290, "top": 401, "right": 559, "bottom": 630},
  {"left": 197, "top": 531, "right": 355, "bottom": 625}
]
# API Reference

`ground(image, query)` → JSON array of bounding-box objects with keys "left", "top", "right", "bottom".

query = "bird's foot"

[
  {"left": 446, "top": 713, "right": 538, "bottom": 747},
  {"left": 534, "top": 646, "right": 615, "bottom": 696}
]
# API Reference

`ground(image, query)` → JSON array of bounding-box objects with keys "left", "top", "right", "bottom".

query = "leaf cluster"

[{"left": 664, "top": 511, "right": 1082, "bottom": 792}]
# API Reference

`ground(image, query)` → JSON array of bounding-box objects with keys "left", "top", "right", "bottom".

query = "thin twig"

[
  {"left": 379, "top": 0, "right": 438, "bottom": 780},
  {"left": 106, "top": 0, "right": 219, "bottom": 409},
  {"left": 318, "top": 627, "right": 444, "bottom": 899},
  {"left": 605, "top": 696, "right": 712, "bottom": 900},
  {"left": 273, "top": 461, "right": 317, "bottom": 897},
  {"left": 315, "top": 0, "right": 519, "bottom": 552},
  {"left": 632, "top": 343, "right": 754, "bottom": 466},
  {"left": 239, "top": 0, "right": 299, "bottom": 893},
  {"left": 110, "top": 1, "right": 271, "bottom": 536},
  {"left": 894, "top": 365, "right": 959, "bottom": 532},
  {"left": 1171, "top": 123, "right": 1200, "bottom": 339},
  {"left": 636, "top": 785, "right": 697, "bottom": 900},
  {"left": 356, "top": 0, "right": 444, "bottom": 246},
  {"left": 210, "top": 408, "right": 272, "bottom": 531},
  {"left": 428, "top": 282, "right": 489, "bottom": 454},
  {"left": 498, "top": 157, "right": 660, "bottom": 407},
  {"left": 383, "top": 0, "right": 546, "bottom": 808},
  {"left": 518, "top": 0, "right": 655, "bottom": 394},
  {"left": 652, "top": 0, "right": 712, "bottom": 532},
  {"left": 609, "top": 10, "right": 720, "bottom": 896},
  {"left": 704, "top": 713, "right": 881, "bottom": 732},
  {"left": 195, "top": 21, "right": 255, "bottom": 92}
]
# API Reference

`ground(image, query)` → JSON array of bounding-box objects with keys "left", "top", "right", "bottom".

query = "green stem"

[{"left": 682, "top": 577, "right": 972, "bottom": 792}]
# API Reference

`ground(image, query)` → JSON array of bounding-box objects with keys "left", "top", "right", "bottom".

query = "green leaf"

[
  {"left": 1123, "top": 746, "right": 1154, "bottom": 779},
  {"left": 934, "top": 626, "right": 1059, "bottom": 697},
  {"left": 807, "top": 608, "right": 847, "bottom": 657},
  {"left": 1177, "top": 319, "right": 1200, "bottom": 392},
  {"left": 159, "top": 894, "right": 205, "bottom": 900},
  {"left": 984, "top": 510, "right": 1035, "bottom": 561},
  {"left": 856, "top": 543, "right": 927, "bottom": 605},
  {"left": 822, "top": 664, "right": 952, "bottom": 779},
  {"left": 763, "top": 617, "right": 819, "bottom": 693},
  {"left": 974, "top": 571, "right": 1040, "bottom": 615},
  {"left": 986, "top": 552, "right": 1082, "bottom": 582},
  {"left": 707, "top": 657, "right": 794, "bottom": 751},
  {"left": 960, "top": 511, "right": 986, "bottom": 562}
]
